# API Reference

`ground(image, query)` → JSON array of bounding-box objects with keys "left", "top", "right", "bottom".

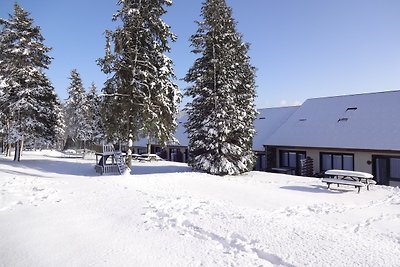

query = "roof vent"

[{"left": 338, "top": 118, "right": 348, "bottom": 122}]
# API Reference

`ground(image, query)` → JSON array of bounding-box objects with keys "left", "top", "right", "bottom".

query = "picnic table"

[
  {"left": 62, "top": 149, "right": 84, "bottom": 158},
  {"left": 137, "top": 154, "right": 162, "bottom": 162},
  {"left": 322, "top": 169, "right": 376, "bottom": 193}
]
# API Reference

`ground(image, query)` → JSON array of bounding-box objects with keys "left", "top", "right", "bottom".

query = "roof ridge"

[{"left": 306, "top": 89, "right": 400, "bottom": 102}]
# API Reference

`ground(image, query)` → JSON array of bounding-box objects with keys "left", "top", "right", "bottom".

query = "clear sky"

[{"left": 1, "top": 0, "right": 400, "bottom": 108}]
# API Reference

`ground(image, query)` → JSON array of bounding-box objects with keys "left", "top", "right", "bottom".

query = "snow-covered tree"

[
  {"left": 0, "top": 4, "right": 60, "bottom": 160},
  {"left": 185, "top": 0, "right": 257, "bottom": 175},
  {"left": 86, "top": 82, "right": 104, "bottom": 143},
  {"left": 64, "top": 69, "right": 90, "bottom": 148},
  {"left": 53, "top": 96, "right": 66, "bottom": 150},
  {"left": 98, "top": 0, "right": 181, "bottom": 152}
]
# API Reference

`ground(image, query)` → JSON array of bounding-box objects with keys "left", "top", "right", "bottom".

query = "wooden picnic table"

[{"left": 322, "top": 169, "right": 376, "bottom": 193}]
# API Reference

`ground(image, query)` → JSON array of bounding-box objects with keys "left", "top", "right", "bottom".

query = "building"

[
  {"left": 130, "top": 90, "right": 400, "bottom": 186},
  {"left": 252, "top": 106, "right": 299, "bottom": 171},
  {"left": 131, "top": 114, "right": 189, "bottom": 162},
  {"left": 265, "top": 90, "right": 400, "bottom": 186}
]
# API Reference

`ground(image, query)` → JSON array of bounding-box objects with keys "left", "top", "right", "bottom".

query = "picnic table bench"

[
  {"left": 322, "top": 169, "right": 376, "bottom": 193},
  {"left": 62, "top": 149, "right": 84, "bottom": 158},
  {"left": 137, "top": 154, "right": 161, "bottom": 162}
]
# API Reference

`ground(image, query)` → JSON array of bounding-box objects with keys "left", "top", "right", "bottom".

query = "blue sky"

[{"left": 1, "top": 0, "right": 399, "bottom": 108}]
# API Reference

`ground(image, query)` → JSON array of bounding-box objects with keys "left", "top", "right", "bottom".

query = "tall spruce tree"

[
  {"left": 0, "top": 4, "right": 60, "bottom": 160},
  {"left": 98, "top": 0, "right": 181, "bottom": 153},
  {"left": 53, "top": 96, "right": 66, "bottom": 150},
  {"left": 86, "top": 82, "right": 104, "bottom": 143},
  {"left": 185, "top": 0, "right": 257, "bottom": 175},
  {"left": 64, "top": 69, "right": 90, "bottom": 149}
]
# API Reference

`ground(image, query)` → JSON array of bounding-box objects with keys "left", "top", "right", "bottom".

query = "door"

[{"left": 373, "top": 157, "right": 389, "bottom": 185}]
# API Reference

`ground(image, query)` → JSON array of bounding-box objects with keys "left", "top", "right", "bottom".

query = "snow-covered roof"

[
  {"left": 252, "top": 106, "right": 299, "bottom": 151},
  {"left": 266, "top": 90, "right": 400, "bottom": 151},
  {"left": 169, "top": 107, "right": 300, "bottom": 151},
  {"left": 134, "top": 107, "right": 300, "bottom": 150},
  {"left": 133, "top": 137, "right": 149, "bottom": 147},
  {"left": 173, "top": 115, "right": 189, "bottom": 147},
  {"left": 133, "top": 114, "right": 188, "bottom": 147}
]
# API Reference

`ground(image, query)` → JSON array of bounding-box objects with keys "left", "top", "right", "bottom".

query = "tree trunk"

[
  {"left": 6, "top": 143, "right": 11, "bottom": 157},
  {"left": 147, "top": 134, "right": 151, "bottom": 154},
  {"left": 13, "top": 140, "right": 21, "bottom": 161},
  {"left": 83, "top": 139, "right": 86, "bottom": 158}
]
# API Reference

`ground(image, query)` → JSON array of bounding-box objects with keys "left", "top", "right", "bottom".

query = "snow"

[
  {"left": 0, "top": 78, "right": 6, "bottom": 88},
  {"left": 1, "top": 150, "right": 400, "bottom": 266}
]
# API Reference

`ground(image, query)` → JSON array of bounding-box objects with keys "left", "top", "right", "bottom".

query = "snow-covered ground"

[{"left": 1, "top": 151, "right": 399, "bottom": 266}]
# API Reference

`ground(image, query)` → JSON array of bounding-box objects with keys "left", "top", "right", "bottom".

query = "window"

[
  {"left": 255, "top": 154, "right": 266, "bottom": 171},
  {"left": 320, "top": 153, "right": 354, "bottom": 172},
  {"left": 137, "top": 148, "right": 147, "bottom": 154},
  {"left": 321, "top": 154, "right": 332, "bottom": 170},
  {"left": 373, "top": 156, "right": 400, "bottom": 185},
  {"left": 279, "top": 150, "right": 306, "bottom": 175},
  {"left": 390, "top": 158, "right": 400, "bottom": 179},
  {"left": 333, "top": 155, "right": 342, "bottom": 169},
  {"left": 343, "top": 155, "right": 354, "bottom": 170}
]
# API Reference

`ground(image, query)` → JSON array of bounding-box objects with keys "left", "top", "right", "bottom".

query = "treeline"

[{"left": 0, "top": 0, "right": 257, "bottom": 176}]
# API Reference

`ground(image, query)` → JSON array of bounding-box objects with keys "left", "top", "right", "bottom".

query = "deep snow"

[{"left": 1, "top": 151, "right": 399, "bottom": 266}]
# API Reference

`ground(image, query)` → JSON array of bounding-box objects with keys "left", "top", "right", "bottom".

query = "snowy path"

[{"left": 1, "top": 151, "right": 399, "bottom": 266}]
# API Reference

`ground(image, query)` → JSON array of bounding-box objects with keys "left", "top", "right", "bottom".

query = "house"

[
  {"left": 131, "top": 115, "right": 189, "bottom": 162},
  {"left": 128, "top": 90, "right": 400, "bottom": 186},
  {"left": 132, "top": 107, "right": 299, "bottom": 170},
  {"left": 265, "top": 90, "right": 400, "bottom": 186},
  {"left": 252, "top": 106, "right": 299, "bottom": 171}
]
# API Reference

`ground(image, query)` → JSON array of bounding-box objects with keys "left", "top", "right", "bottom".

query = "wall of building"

[{"left": 269, "top": 146, "right": 400, "bottom": 186}]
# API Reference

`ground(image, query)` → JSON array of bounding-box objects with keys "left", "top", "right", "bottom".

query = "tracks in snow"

[
  {"left": 143, "top": 196, "right": 295, "bottom": 267},
  {"left": 0, "top": 177, "right": 61, "bottom": 211}
]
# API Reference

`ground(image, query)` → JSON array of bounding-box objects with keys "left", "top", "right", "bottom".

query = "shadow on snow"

[
  {"left": 0, "top": 156, "right": 192, "bottom": 177},
  {"left": 130, "top": 164, "right": 193, "bottom": 175},
  {"left": 280, "top": 185, "right": 348, "bottom": 194}
]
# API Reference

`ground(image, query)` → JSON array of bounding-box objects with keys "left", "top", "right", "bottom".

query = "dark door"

[{"left": 373, "top": 156, "right": 389, "bottom": 185}]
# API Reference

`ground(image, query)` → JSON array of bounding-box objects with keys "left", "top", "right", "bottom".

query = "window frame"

[
  {"left": 372, "top": 155, "right": 400, "bottom": 185},
  {"left": 279, "top": 150, "right": 307, "bottom": 174},
  {"left": 320, "top": 152, "right": 354, "bottom": 172}
]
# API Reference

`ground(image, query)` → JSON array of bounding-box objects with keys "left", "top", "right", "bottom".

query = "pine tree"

[
  {"left": 64, "top": 69, "right": 90, "bottom": 149},
  {"left": 86, "top": 82, "right": 104, "bottom": 143},
  {"left": 185, "top": 0, "right": 257, "bottom": 175},
  {"left": 0, "top": 4, "right": 60, "bottom": 160},
  {"left": 53, "top": 96, "right": 66, "bottom": 150},
  {"left": 98, "top": 0, "right": 181, "bottom": 151}
]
